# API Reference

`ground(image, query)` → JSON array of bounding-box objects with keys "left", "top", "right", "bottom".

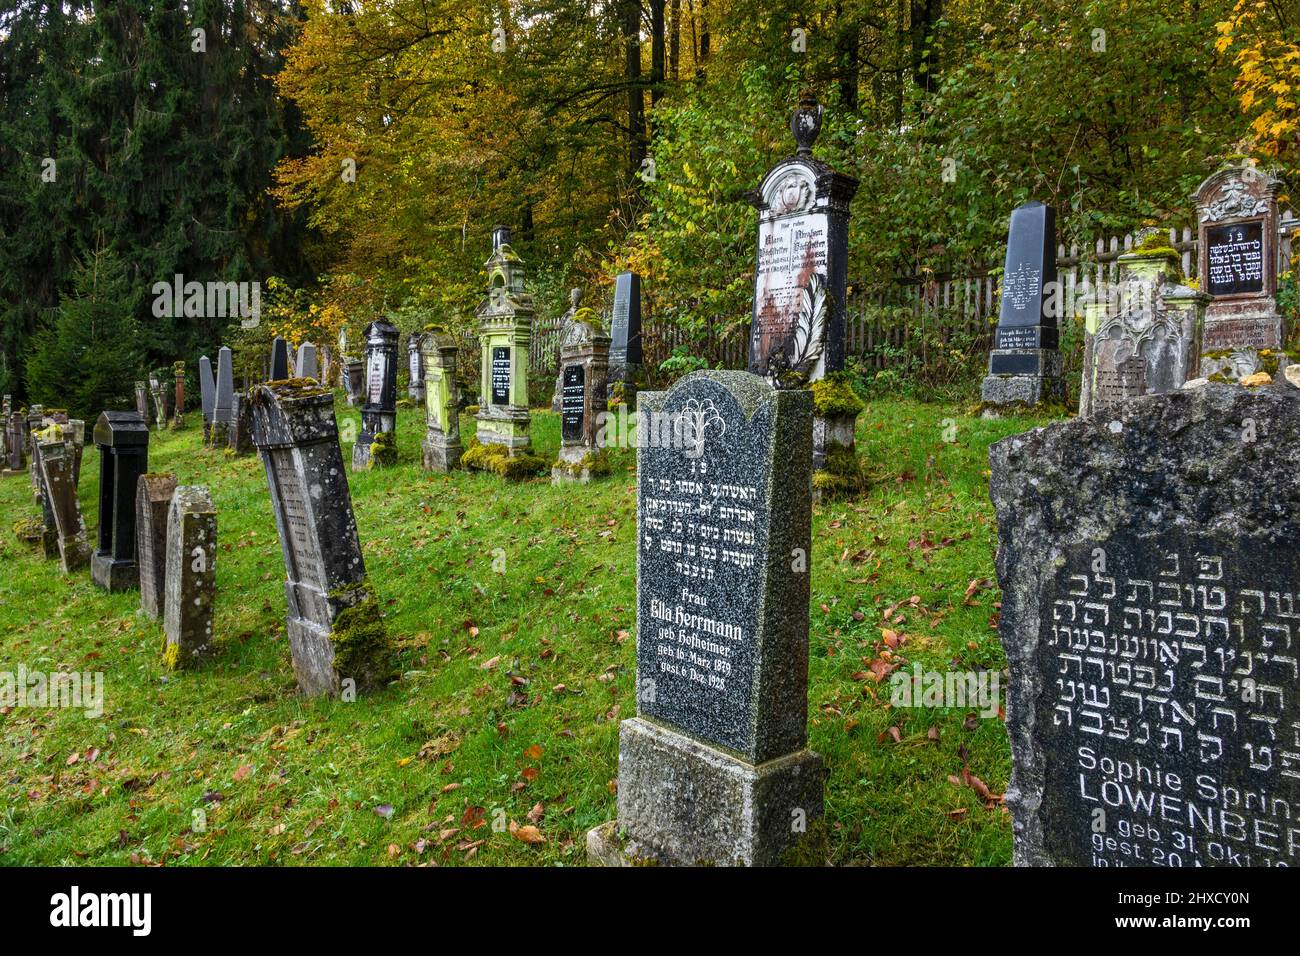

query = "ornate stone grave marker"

[
  {"left": 980, "top": 200, "right": 1064, "bottom": 409},
  {"left": 407, "top": 333, "right": 425, "bottom": 403},
  {"left": 588, "top": 370, "right": 821, "bottom": 866},
  {"left": 91, "top": 411, "right": 149, "bottom": 592},
  {"left": 474, "top": 226, "right": 534, "bottom": 454},
  {"left": 551, "top": 289, "right": 585, "bottom": 412},
  {"left": 172, "top": 361, "right": 186, "bottom": 429},
  {"left": 552, "top": 313, "right": 610, "bottom": 484},
  {"left": 135, "top": 381, "right": 153, "bottom": 427},
  {"left": 421, "top": 329, "right": 462, "bottom": 472},
  {"left": 251, "top": 380, "right": 394, "bottom": 697},
  {"left": 351, "top": 320, "right": 399, "bottom": 470},
  {"left": 991, "top": 384, "right": 1300, "bottom": 866},
  {"left": 136, "top": 473, "right": 179, "bottom": 619},
  {"left": 162, "top": 486, "right": 217, "bottom": 670}
]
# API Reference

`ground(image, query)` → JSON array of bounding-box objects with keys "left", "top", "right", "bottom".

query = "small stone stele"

[
  {"left": 212, "top": 346, "right": 235, "bottom": 448},
  {"left": 198, "top": 355, "right": 216, "bottom": 443},
  {"left": 588, "top": 371, "right": 821, "bottom": 866},
  {"left": 421, "top": 330, "right": 462, "bottom": 472},
  {"left": 91, "top": 411, "right": 149, "bottom": 592},
  {"left": 991, "top": 384, "right": 1300, "bottom": 866},
  {"left": 162, "top": 486, "right": 217, "bottom": 669},
  {"left": 136, "top": 473, "right": 179, "bottom": 619}
]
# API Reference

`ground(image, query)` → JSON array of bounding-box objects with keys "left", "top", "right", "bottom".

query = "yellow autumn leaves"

[{"left": 1216, "top": 1, "right": 1299, "bottom": 165}]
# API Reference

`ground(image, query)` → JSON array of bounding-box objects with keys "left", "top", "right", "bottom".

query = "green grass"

[{"left": 0, "top": 395, "right": 1054, "bottom": 866}]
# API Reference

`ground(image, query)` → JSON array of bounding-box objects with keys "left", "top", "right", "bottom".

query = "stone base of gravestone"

[
  {"left": 991, "top": 383, "right": 1300, "bottom": 867},
  {"left": 587, "top": 718, "right": 824, "bottom": 867},
  {"left": 980, "top": 349, "right": 1064, "bottom": 410},
  {"left": 422, "top": 431, "right": 461, "bottom": 472},
  {"left": 90, "top": 552, "right": 138, "bottom": 592},
  {"left": 551, "top": 446, "right": 609, "bottom": 485}
]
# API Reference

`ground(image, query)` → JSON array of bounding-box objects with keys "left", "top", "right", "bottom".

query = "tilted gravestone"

[
  {"left": 1195, "top": 166, "right": 1285, "bottom": 380},
  {"left": 421, "top": 329, "right": 462, "bottom": 472},
  {"left": 270, "top": 336, "right": 290, "bottom": 381},
  {"left": 91, "top": 411, "right": 149, "bottom": 592},
  {"left": 344, "top": 358, "right": 365, "bottom": 407},
  {"left": 980, "top": 200, "right": 1064, "bottom": 408},
  {"left": 135, "top": 381, "right": 153, "bottom": 427},
  {"left": 552, "top": 313, "right": 610, "bottom": 484},
  {"left": 36, "top": 430, "right": 89, "bottom": 573},
  {"left": 198, "top": 355, "right": 216, "bottom": 443},
  {"left": 212, "top": 347, "right": 235, "bottom": 447},
  {"left": 588, "top": 370, "right": 821, "bottom": 866},
  {"left": 474, "top": 226, "right": 534, "bottom": 454},
  {"left": 227, "top": 392, "right": 255, "bottom": 456},
  {"left": 991, "top": 384, "right": 1300, "bottom": 866},
  {"left": 1079, "top": 242, "right": 1208, "bottom": 417},
  {"left": 296, "top": 342, "right": 319, "bottom": 382},
  {"left": 136, "top": 473, "right": 179, "bottom": 620},
  {"left": 352, "top": 320, "right": 399, "bottom": 470},
  {"left": 162, "top": 486, "right": 217, "bottom": 670},
  {"left": 251, "top": 380, "right": 395, "bottom": 697},
  {"left": 30, "top": 427, "right": 61, "bottom": 560}
]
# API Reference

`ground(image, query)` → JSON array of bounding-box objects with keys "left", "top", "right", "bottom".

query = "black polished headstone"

[
  {"left": 271, "top": 337, "right": 290, "bottom": 381},
  {"left": 490, "top": 346, "right": 511, "bottom": 406},
  {"left": 561, "top": 365, "right": 585, "bottom": 441},
  {"left": 90, "top": 411, "right": 149, "bottom": 592},
  {"left": 609, "top": 271, "right": 643, "bottom": 376}
]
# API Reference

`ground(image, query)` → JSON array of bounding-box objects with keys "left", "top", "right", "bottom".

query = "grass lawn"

[{"left": 0, "top": 395, "right": 1054, "bottom": 866}]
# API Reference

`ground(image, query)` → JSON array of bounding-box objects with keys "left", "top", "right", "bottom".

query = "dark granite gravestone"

[
  {"left": 91, "top": 411, "right": 149, "bottom": 592},
  {"left": 421, "top": 330, "right": 462, "bottom": 472},
  {"left": 980, "top": 200, "right": 1064, "bottom": 407},
  {"left": 344, "top": 358, "right": 365, "bottom": 407},
  {"left": 991, "top": 384, "right": 1300, "bottom": 866},
  {"left": 227, "top": 393, "right": 255, "bottom": 456},
  {"left": 212, "top": 347, "right": 235, "bottom": 447},
  {"left": 748, "top": 94, "right": 858, "bottom": 387},
  {"left": 198, "top": 355, "right": 216, "bottom": 443},
  {"left": 1195, "top": 166, "right": 1284, "bottom": 377},
  {"left": 162, "top": 485, "right": 217, "bottom": 670},
  {"left": 4, "top": 411, "right": 25, "bottom": 473},
  {"left": 588, "top": 370, "right": 821, "bottom": 866},
  {"left": 352, "top": 320, "right": 399, "bottom": 470},
  {"left": 136, "top": 473, "right": 179, "bottom": 619},
  {"left": 35, "top": 431, "right": 89, "bottom": 573},
  {"left": 608, "top": 273, "right": 643, "bottom": 405},
  {"left": 270, "top": 337, "right": 290, "bottom": 381},
  {"left": 552, "top": 318, "right": 610, "bottom": 484},
  {"left": 251, "top": 380, "right": 395, "bottom": 696},
  {"left": 296, "top": 342, "right": 319, "bottom": 382}
]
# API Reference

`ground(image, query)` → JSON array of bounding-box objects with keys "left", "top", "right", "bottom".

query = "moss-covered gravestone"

[
  {"left": 588, "top": 371, "right": 821, "bottom": 866},
  {"left": 136, "top": 473, "right": 179, "bottom": 620},
  {"left": 421, "top": 329, "right": 462, "bottom": 472},
  {"left": 91, "top": 411, "right": 149, "bottom": 592},
  {"left": 474, "top": 225, "right": 534, "bottom": 455},
  {"left": 552, "top": 312, "right": 611, "bottom": 485},
  {"left": 251, "top": 380, "right": 395, "bottom": 697},
  {"left": 161, "top": 486, "right": 217, "bottom": 670}
]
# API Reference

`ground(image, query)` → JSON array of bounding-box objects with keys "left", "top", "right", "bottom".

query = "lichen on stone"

[
  {"left": 328, "top": 583, "right": 396, "bottom": 694},
  {"left": 810, "top": 371, "right": 866, "bottom": 417},
  {"left": 462, "top": 437, "right": 548, "bottom": 480},
  {"left": 367, "top": 430, "right": 398, "bottom": 469}
]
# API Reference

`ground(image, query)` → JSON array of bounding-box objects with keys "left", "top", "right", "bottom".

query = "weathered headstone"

[
  {"left": 5, "top": 410, "right": 26, "bottom": 473},
  {"left": 161, "top": 486, "right": 217, "bottom": 670},
  {"left": 991, "top": 384, "right": 1300, "bottom": 866},
  {"left": 227, "top": 392, "right": 255, "bottom": 456},
  {"left": 980, "top": 200, "right": 1064, "bottom": 409},
  {"left": 36, "top": 430, "right": 90, "bottom": 573},
  {"left": 588, "top": 370, "right": 821, "bottom": 866},
  {"left": 608, "top": 274, "right": 644, "bottom": 407},
  {"left": 475, "top": 226, "right": 534, "bottom": 454},
  {"left": 0, "top": 396, "right": 8, "bottom": 463},
  {"left": 351, "top": 320, "right": 399, "bottom": 470},
  {"left": 29, "top": 428, "right": 60, "bottom": 560},
  {"left": 136, "top": 473, "right": 179, "bottom": 619},
  {"left": 406, "top": 333, "right": 425, "bottom": 404},
  {"left": 172, "top": 361, "right": 186, "bottom": 429},
  {"left": 748, "top": 93, "right": 858, "bottom": 388},
  {"left": 1079, "top": 240, "right": 1208, "bottom": 417},
  {"left": 552, "top": 289, "right": 585, "bottom": 412},
  {"left": 552, "top": 313, "right": 610, "bottom": 484},
  {"left": 65, "top": 419, "right": 85, "bottom": 489},
  {"left": 198, "top": 355, "right": 216, "bottom": 443},
  {"left": 251, "top": 380, "right": 395, "bottom": 696},
  {"left": 1194, "top": 166, "right": 1285, "bottom": 380},
  {"left": 296, "top": 342, "right": 319, "bottom": 382},
  {"left": 212, "top": 347, "right": 234, "bottom": 446},
  {"left": 135, "top": 381, "right": 153, "bottom": 427},
  {"left": 344, "top": 358, "right": 365, "bottom": 407},
  {"left": 421, "top": 329, "right": 462, "bottom": 472},
  {"left": 270, "top": 336, "right": 290, "bottom": 381},
  {"left": 91, "top": 411, "right": 149, "bottom": 592},
  {"left": 149, "top": 374, "right": 168, "bottom": 432}
]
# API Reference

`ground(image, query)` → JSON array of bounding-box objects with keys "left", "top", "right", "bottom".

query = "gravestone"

[
  {"left": 344, "top": 358, "right": 365, "bottom": 407},
  {"left": 270, "top": 336, "right": 290, "bottom": 381},
  {"left": 162, "top": 486, "right": 218, "bottom": 670},
  {"left": 474, "top": 226, "right": 534, "bottom": 454},
  {"left": 980, "top": 200, "right": 1065, "bottom": 408},
  {"left": 1194, "top": 166, "right": 1285, "bottom": 380},
  {"left": 198, "top": 355, "right": 216, "bottom": 443},
  {"left": 5, "top": 410, "right": 25, "bottom": 473},
  {"left": 66, "top": 419, "right": 85, "bottom": 489},
  {"left": 421, "top": 329, "right": 462, "bottom": 472},
  {"left": 1079, "top": 242, "right": 1208, "bottom": 417},
  {"left": 212, "top": 347, "right": 235, "bottom": 446},
  {"left": 552, "top": 313, "right": 610, "bottom": 484},
  {"left": 91, "top": 411, "right": 149, "bottom": 592},
  {"left": 251, "top": 380, "right": 395, "bottom": 696},
  {"left": 991, "top": 384, "right": 1300, "bottom": 866},
  {"left": 296, "top": 342, "right": 319, "bottom": 382},
  {"left": 135, "top": 381, "right": 153, "bottom": 427},
  {"left": 227, "top": 393, "right": 255, "bottom": 456},
  {"left": 552, "top": 289, "right": 585, "bottom": 412},
  {"left": 748, "top": 94, "right": 858, "bottom": 388},
  {"left": 29, "top": 428, "right": 60, "bottom": 560},
  {"left": 149, "top": 374, "right": 168, "bottom": 432},
  {"left": 172, "top": 361, "right": 186, "bottom": 428},
  {"left": 587, "top": 370, "right": 821, "bottom": 866},
  {"left": 351, "top": 320, "right": 399, "bottom": 470},
  {"left": 136, "top": 473, "right": 179, "bottom": 619},
  {"left": 36, "top": 430, "right": 90, "bottom": 573},
  {"left": 0, "top": 396, "right": 8, "bottom": 464},
  {"left": 407, "top": 333, "right": 425, "bottom": 404},
  {"left": 607, "top": 274, "right": 644, "bottom": 409}
]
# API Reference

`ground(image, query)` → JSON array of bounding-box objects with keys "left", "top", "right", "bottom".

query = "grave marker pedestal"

[
  {"left": 475, "top": 226, "right": 534, "bottom": 454},
  {"left": 91, "top": 411, "right": 149, "bottom": 592}
]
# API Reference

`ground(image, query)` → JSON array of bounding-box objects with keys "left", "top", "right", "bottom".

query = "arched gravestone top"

[{"left": 94, "top": 411, "right": 149, "bottom": 447}]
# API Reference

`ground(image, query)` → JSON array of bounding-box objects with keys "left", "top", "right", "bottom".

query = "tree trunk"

[
  {"left": 669, "top": 0, "right": 680, "bottom": 81},
  {"left": 650, "top": 0, "right": 665, "bottom": 109},
  {"left": 624, "top": 0, "right": 646, "bottom": 183}
]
